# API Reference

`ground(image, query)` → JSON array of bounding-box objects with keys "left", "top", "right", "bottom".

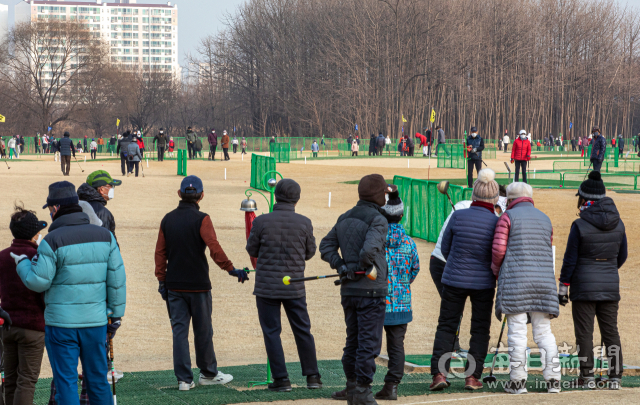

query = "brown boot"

[
  {"left": 429, "top": 373, "right": 450, "bottom": 391},
  {"left": 465, "top": 376, "right": 483, "bottom": 390}
]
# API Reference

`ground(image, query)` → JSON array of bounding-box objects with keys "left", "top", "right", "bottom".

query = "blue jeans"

[{"left": 45, "top": 325, "right": 112, "bottom": 405}]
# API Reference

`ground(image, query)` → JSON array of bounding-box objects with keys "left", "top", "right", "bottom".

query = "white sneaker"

[
  {"left": 199, "top": 371, "right": 233, "bottom": 385},
  {"left": 178, "top": 381, "right": 196, "bottom": 391},
  {"left": 504, "top": 379, "right": 528, "bottom": 394}
]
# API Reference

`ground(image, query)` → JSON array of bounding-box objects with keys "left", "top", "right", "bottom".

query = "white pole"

[
  {"left": 224, "top": 168, "right": 227, "bottom": 180},
  {"left": 328, "top": 192, "right": 331, "bottom": 207},
  {"left": 146, "top": 159, "right": 149, "bottom": 168},
  {"left": 305, "top": 157, "right": 307, "bottom": 164},
  {"left": 84, "top": 156, "right": 86, "bottom": 163},
  {"left": 533, "top": 168, "right": 536, "bottom": 179}
]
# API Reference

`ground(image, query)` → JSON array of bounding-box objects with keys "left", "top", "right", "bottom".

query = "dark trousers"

[
  {"left": 242, "top": 147, "right": 246, "bottom": 154},
  {"left": 429, "top": 256, "right": 460, "bottom": 351},
  {"left": 431, "top": 285, "right": 494, "bottom": 379},
  {"left": 409, "top": 147, "right": 414, "bottom": 156},
  {"left": 313, "top": 152, "right": 318, "bottom": 157},
  {"left": 90, "top": 150, "right": 96, "bottom": 160},
  {"left": 60, "top": 155, "right": 71, "bottom": 175},
  {"left": 35, "top": 145, "right": 40, "bottom": 154},
  {"left": 233, "top": 144, "right": 237, "bottom": 153},
  {"left": 341, "top": 296, "right": 385, "bottom": 386},
  {"left": 619, "top": 148, "right": 624, "bottom": 157},
  {"left": 120, "top": 154, "right": 127, "bottom": 175},
  {"left": 572, "top": 300, "right": 623, "bottom": 378},
  {"left": 467, "top": 160, "right": 482, "bottom": 188},
  {"left": 352, "top": 151, "right": 358, "bottom": 156},
  {"left": 3, "top": 326, "right": 45, "bottom": 405},
  {"left": 514, "top": 160, "right": 527, "bottom": 183},
  {"left": 383, "top": 324, "right": 408, "bottom": 383},
  {"left": 255, "top": 296, "right": 319, "bottom": 379},
  {"left": 209, "top": 145, "right": 217, "bottom": 160},
  {"left": 127, "top": 161, "right": 139, "bottom": 176},
  {"left": 188, "top": 143, "right": 195, "bottom": 159},
  {"left": 504, "top": 144, "right": 508, "bottom": 152},
  {"left": 591, "top": 158, "right": 603, "bottom": 172},
  {"left": 157, "top": 146, "right": 165, "bottom": 161},
  {"left": 223, "top": 148, "right": 229, "bottom": 160},
  {"left": 168, "top": 291, "right": 218, "bottom": 383}
]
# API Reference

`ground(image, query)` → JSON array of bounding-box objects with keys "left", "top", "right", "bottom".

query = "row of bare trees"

[
  {"left": 187, "top": 0, "right": 640, "bottom": 140},
  {"left": 3, "top": 0, "right": 640, "bottom": 141}
]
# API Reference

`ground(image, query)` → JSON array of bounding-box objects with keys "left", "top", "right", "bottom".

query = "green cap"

[{"left": 86, "top": 170, "right": 122, "bottom": 188}]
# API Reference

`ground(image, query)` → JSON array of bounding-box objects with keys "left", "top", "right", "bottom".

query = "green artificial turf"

[{"left": 33, "top": 359, "right": 639, "bottom": 404}]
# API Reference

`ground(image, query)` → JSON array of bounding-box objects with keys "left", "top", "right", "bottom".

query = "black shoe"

[
  {"left": 374, "top": 382, "right": 397, "bottom": 400},
  {"left": 268, "top": 377, "right": 292, "bottom": 392},
  {"left": 331, "top": 379, "right": 356, "bottom": 400},
  {"left": 307, "top": 374, "right": 323, "bottom": 389},
  {"left": 353, "top": 385, "right": 377, "bottom": 405}
]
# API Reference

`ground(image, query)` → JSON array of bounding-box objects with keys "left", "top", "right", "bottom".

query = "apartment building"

[
  {"left": 0, "top": 3, "right": 8, "bottom": 45},
  {"left": 15, "top": 0, "right": 179, "bottom": 74}
]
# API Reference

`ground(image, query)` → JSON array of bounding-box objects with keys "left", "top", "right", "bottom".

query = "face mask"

[
  {"left": 108, "top": 187, "right": 115, "bottom": 200},
  {"left": 471, "top": 133, "right": 477, "bottom": 138},
  {"left": 520, "top": 135, "right": 527, "bottom": 140}
]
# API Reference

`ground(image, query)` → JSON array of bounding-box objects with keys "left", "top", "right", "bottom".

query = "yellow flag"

[
  {"left": 0, "top": 114, "right": 5, "bottom": 123},
  {"left": 116, "top": 118, "right": 120, "bottom": 127},
  {"left": 430, "top": 109, "right": 436, "bottom": 123},
  {"left": 402, "top": 114, "right": 407, "bottom": 123}
]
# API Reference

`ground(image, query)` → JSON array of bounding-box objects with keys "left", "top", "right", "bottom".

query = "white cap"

[
  {"left": 506, "top": 182, "right": 533, "bottom": 199},
  {"left": 519, "top": 129, "right": 526, "bottom": 135}
]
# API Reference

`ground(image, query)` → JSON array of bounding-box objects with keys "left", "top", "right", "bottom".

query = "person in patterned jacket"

[{"left": 375, "top": 185, "right": 420, "bottom": 400}]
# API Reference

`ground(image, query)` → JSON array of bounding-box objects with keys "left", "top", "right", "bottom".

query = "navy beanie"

[{"left": 43, "top": 181, "right": 79, "bottom": 209}]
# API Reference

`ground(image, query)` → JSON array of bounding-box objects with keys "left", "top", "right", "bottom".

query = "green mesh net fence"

[
  {"left": 250, "top": 154, "right": 276, "bottom": 191},
  {"left": 436, "top": 144, "right": 465, "bottom": 169},
  {"left": 269, "top": 142, "right": 291, "bottom": 163},
  {"left": 394, "top": 176, "right": 473, "bottom": 242}
]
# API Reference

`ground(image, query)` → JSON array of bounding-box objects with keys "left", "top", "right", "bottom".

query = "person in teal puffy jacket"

[{"left": 12, "top": 181, "right": 126, "bottom": 405}]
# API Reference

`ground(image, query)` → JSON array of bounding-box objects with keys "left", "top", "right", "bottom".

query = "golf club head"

[
  {"left": 437, "top": 180, "right": 450, "bottom": 195},
  {"left": 482, "top": 375, "right": 497, "bottom": 383},
  {"left": 365, "top": 266, "right": 378, "bottom": 281},
  {"left": 282, "top": 276, "right": 291, "bottom": 285}
]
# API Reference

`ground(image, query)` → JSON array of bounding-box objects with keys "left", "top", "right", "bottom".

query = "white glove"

[
  {"left": 472, "top": 148, "right": 477, "bottom": 153},
  {"left": 558, "top": 283, "right": 568, "bottom": 295},
  {"left": 10, "top": 252, "right": 28, "bottom": 265}
]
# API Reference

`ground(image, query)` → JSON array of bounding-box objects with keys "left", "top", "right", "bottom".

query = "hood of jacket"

[
  {"left": 579, "top": 197, "right": 620, "bottom": 231},
  {"left": 386, "top": 223, "right": 407, "bottom": 249},
  {"left": 77, "top": 183, "right": 107, "bottom": 206}
]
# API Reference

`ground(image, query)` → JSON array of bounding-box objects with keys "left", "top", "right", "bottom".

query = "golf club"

[
  {"left": 583, "top": 162, "right": 593, "bottom": 181},
  {"left": 483, "top": 316, "right": 507, "bottom": 383},
  {"left": 3, "top": 159, "right": 9, "bottom": 169},
  {"left": 74, "top": 156, "right": 85, "bottom": 172},
  {"left": 595, "top": 340, "right": 607, "bottom": 384},
  {"left": 504, "top": 161, "right": 512, "bottom": 179},
  {"left": 108, "top": 319, "right": 118, "bottom": 405},
  {"left": 165, "top": 300, "right": 173, "bottom": 330},
  {"left": 283, "top": 268, "right": 376, "bottom": 285},
  {"left": 437, "top": 181, "right": 456, "bottom": 211}
]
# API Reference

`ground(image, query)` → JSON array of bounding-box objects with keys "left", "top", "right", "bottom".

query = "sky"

[
  {"left": 4, "top": 0, "right": 640, "bottom": 67},
  {"left": 4, "top": 0, "right": 246, "bottom": 65}
]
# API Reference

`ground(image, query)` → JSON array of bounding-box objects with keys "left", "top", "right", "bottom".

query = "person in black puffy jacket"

[
  {"left": 245, "top": 179, "right": 321, "bottom": 392},
  {"left": 559, "top": 171, "right": 627, "bottom": 389},
  {"left": 77, "top": 170, "right": 121, "bottom": 237},
  {"left": 320, "top": 174, "right": 389, "bottom": 404}
]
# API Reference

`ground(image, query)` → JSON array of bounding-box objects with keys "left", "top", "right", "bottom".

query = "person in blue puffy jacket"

[{"left": 12, "top": 181, "right": 126, "bottom": 405}]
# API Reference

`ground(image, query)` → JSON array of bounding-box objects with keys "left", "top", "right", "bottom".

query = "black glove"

[
  {"left": 0, "top": 307, "right": 12, "bottom": 331},
  {"left": 337, "top": 265, "right": 359, "bottom": 281},
  {"left": 158, "top": 281, "right": 168, "bottom": 301},
  {"left": 558, "top": 283, "right": 569, "bottom": 306},
  {"left": 107, "top": 317, "right": 121, "bottom": 339},
  {"left": 228, "top": 268, "right": 250, "bottom": 283}
]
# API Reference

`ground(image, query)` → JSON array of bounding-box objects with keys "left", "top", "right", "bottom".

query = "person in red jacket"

[
  {"left": 415, "top": 132, "right": 428, "bottom": 157},
  {"left": 511, "top": 130, "right": 532, "bottom": 183},
  {"left": 0, "top": 203, "right": 48, "bottom": 404}
]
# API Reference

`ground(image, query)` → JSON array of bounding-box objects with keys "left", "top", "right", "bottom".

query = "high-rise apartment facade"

[{"left": 15, "top": 0, "right": 178, "bottom": 74}]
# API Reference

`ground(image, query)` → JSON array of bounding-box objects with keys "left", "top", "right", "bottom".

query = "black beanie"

[
  {"left": 381, "top": 188, "right": 404, "bottom": 223},
  {"left": 10, "top": 211, "right": 47, "bottom": 240},
  {"left": 358, "top": 174, "right": 387, "bottom": 207},
  {"left": 275, "top": 179, "right": 301, "bottom": 204},
  {"left": 578, "top": 171, "right": 606, "bottom": 200}
]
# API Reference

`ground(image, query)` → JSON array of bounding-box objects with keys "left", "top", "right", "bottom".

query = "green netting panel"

[
  {"left": 483, "top": 146, "right": 497, "bottom": 159},
  {"left": 250, "top": 154, "right": 276, "bottom": 191},
  {"left": 393, "top": 176, "right": 413, "bottom": 235},
  {"left": 338, "top": 142, "right": 352, "bottom": 157},
  {"left": 436, "top": 144, "right": 465, "bottom": 169},
  {"left": 269, "top": 142, "right": 290, "bottom": 163},
  {"left": 563, "top": 172, "right": 637, "bottom": 189},
  {"left": 606, "top": 161, "right": 639, "bottom": 173},
  {"left": 410, "top": 180, "right": 429, "bottom": 241},
  {"left": 553, "top": 161, "right": 591, "bottom": 172}
]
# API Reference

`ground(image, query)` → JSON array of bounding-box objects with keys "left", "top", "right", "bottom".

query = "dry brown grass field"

[{"left": 1, "top": 151, "right": 639, "bottom": 403}]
